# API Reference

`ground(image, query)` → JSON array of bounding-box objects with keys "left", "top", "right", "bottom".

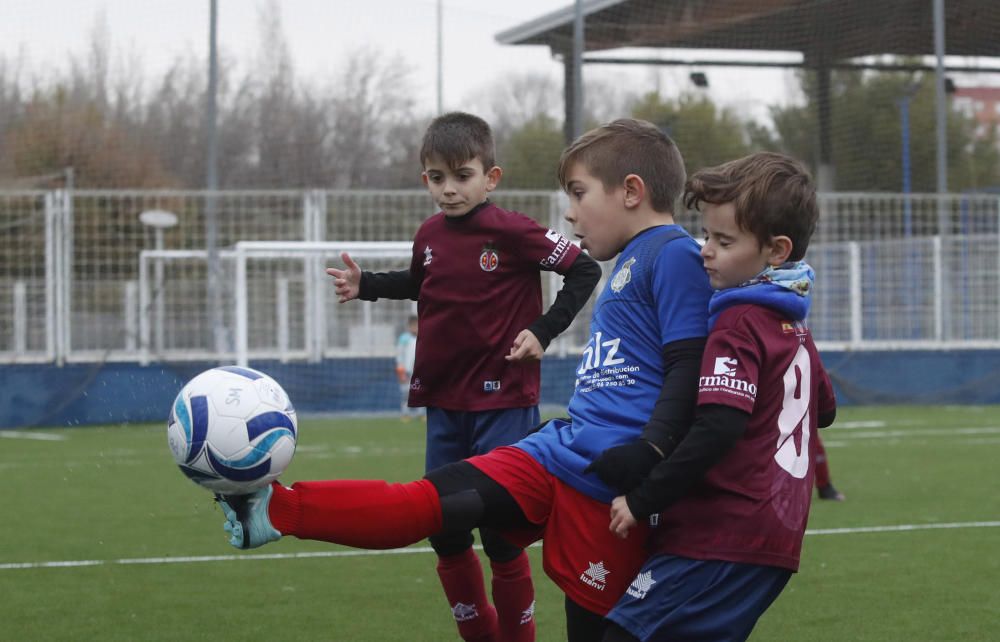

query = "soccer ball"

[{"left": 167, "top": 366, "right": 297, "bottom": 494}]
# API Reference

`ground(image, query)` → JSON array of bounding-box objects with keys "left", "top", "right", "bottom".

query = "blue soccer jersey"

[{"left": 516, "top": 225, "right": 712, "bottom": 502}]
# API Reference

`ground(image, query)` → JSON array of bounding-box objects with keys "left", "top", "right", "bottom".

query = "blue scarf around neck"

[{"left": 707, "top": 261, "right": 815, "bottom": 331}]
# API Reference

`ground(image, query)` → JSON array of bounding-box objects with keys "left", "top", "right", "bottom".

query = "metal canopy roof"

[{"left": 496, "top": 0, "right": 1000, "bottom": 62}]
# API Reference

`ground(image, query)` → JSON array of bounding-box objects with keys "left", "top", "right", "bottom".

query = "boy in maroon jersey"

[
  {"left": 326, "top": 112, "right": 602, "bottom": 642},
  {"left": 600, "top": 152, "right": 838, "bottom": 642}
]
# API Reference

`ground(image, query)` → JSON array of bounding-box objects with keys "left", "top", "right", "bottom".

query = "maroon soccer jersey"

[
  {"left": 650, "top": 304, "right": 836, "bottom": 571},
  {"left": 406, "top": 202, "right": 581, "bottom": 411}
]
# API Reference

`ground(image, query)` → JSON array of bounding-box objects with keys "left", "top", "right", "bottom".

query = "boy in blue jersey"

[
  {"left": 600, "top": 152, "right": 837, "bottom": 642},
  {"left": 215, "top": 119, "right": 713, "bottom": 642}
]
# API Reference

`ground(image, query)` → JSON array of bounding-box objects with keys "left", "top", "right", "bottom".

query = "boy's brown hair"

[
  {"left": 557, "top": 118, "right": 685, "bottom": 214},
  {"left": 419, "top": 112, "right": 496, "bottom": 171},
  {"left": 684, "top": 152, "right": 818, "bottom": 261}
]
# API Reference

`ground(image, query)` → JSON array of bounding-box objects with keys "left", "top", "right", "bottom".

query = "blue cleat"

[{"left": 216, "top": 484, "right": 282, "bottom": 549}]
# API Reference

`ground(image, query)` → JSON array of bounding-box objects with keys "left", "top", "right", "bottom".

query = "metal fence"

[{"left": 2, "top": 189, "right": 999, "bottom": 364}]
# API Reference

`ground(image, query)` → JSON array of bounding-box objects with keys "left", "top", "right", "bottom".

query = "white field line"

[
  {"left": 835, "top": 420, "right": 887, "bottom": 429},
  {"left": 805, "top": 521, "right": 1000, "bottom": 535},
  {"left": 826, "top": 426, "right": 1000, "bottom": 439},
  {"left": 4, "top": 521, "right": 1000, "bottom": 571},
  {"left": 0, "top": 431, "right": 66, "bottom": 441}
]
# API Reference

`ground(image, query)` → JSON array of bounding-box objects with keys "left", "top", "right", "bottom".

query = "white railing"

[{"left": 2, "top": 189, "right": 1000, "bottom": 364}]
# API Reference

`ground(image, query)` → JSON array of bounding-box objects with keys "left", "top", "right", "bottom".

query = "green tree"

[
  {"left": 769, "top": 70, "right": 1000, "bottom": 192},
  {"left": 499, "top": 113, "right": 564, "bottom": 189},
  {"left": 957, "top": 124, "right": 1000, "bottom": 190},
  {"left": 630, "top": 92, "right": 752, "bottom": 177}
]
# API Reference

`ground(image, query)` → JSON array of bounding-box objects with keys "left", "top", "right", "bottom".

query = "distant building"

[{"left": 952, "top": 87, "right": 1000, "bottom": 140}]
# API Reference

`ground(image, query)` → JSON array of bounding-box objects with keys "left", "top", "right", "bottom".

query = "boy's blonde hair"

[
  {"left": 557, "top": 118, "right": 685, "bottom": 214},
  {"left": 419, "top": 112, "right": 496, "bottom": 171},
  {"left": 684, "top": 152, "right": 818, "bottom": 261}
]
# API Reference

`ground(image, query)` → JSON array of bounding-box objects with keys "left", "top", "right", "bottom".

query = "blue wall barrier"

[{"left": 0, "top": 351, "right": 995, "bottom": 429}]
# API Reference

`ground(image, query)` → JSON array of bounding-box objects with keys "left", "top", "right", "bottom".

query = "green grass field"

[{"left": 2, "top": 405, "right": 998, "bottom": 641}]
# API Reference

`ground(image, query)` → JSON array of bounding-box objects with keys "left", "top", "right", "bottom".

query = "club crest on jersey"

[
  {"left": 423, "top": 245, "right": 433, "bottom": 266},
  {"left": 610, "top": 257, "right": 636, "bottom": 292},
  {"left": 479, "top": 242, "right": 499, "bottom": 272}
]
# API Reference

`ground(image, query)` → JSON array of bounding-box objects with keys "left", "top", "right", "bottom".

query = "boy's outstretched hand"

[
  {"left": 609, "top": 495, "right": 638, "bottom": 539},
  {"left": 326, "top": 252, "right": 362, "bottom": 302},
  {"left": 506, "top": 329, "right": 544, "bottom": 362}
]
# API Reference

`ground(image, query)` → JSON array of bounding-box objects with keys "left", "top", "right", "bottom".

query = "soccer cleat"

[
  {"left": 817, "top": 484, "right": 846, "bottom": 501},
  {"left": 216, "top": 484, "right": 282, "bottom": 549}
]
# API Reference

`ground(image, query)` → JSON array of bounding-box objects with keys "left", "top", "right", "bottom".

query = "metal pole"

[
  {"left": 933, "top": 0, "right": 948, "bottom": 197},
  {"left": 571, "top": 0, "right": 584, "bottom": 140},
  {"left": 205, "top": 0, "right": 224, "bottom": 357},
  {"left": 139, "top": 253, "right": 150, "bottom": 365},
  {"left": 235, "top": 245, "right": 248, "bottom": 367},
  {"left": 814, "top": 64, "right": 835, "bottom": 191},
  {"left": 899, "top": 94, "right": 913, "bottom": 236},
  {"left": 849, "top": 241, "right": 862, "bottom": 346},
  {"left": 155, "top": 229, "right": 166, "bottom": 352},
  {"left": 898, "top": 92, "right": 918, "bottom": 336},
  {"left": 931, "top": 0, "right": 950, "bottom": 336},
  {"left": 436, "top": 0, "right": 443, "bottom": 114},
  {"left": 45, "top": 194, "right": 58, "bottom": 362},
  {"left": 206, "top": 0, "right": 218, "bottom": 191}
]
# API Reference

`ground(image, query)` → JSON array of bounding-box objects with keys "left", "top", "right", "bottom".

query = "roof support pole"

[
  {"left": 933, "top": 0, "right": 948, "bottom": 196},
  {"left": 562, "top": 0, "right": 585, "bottom": 145},
  {"left": 571, "top": 0, "right": 584, "bottom": 141},
  {"left": 562, "top": 56, "right": 580, "bottom": 145},
  {"left": 814, "top": 64, "right": 835, "bottom": 191}
]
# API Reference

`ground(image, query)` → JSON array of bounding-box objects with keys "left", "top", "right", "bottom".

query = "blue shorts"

[
  {"left": 606, "top": 555, "right": 791, "bottom": 642},
  {"left": 424, "top": 406, "right": 540, "bottom": 473}
]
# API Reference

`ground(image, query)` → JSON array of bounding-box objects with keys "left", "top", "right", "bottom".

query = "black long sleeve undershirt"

[
  {"left": 638, "top": 337, "right": 707, "bottom": 456},
  {"left": 357, "top": 268, "right": 419, "bottom": 301},
  {"left": 356, "top": 252, "right": 601, "bottom": 349},
  {"left": 627, "top": 404, "right": 749, "bottom": 520},
  {"left": 527, "top": 252, "right": 602, "bottom": 349},
  {"left": 627, "top": 403, "right": 839, "bottom": 520}
]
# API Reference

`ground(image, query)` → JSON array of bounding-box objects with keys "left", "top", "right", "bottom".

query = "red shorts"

[{"left": 468, "top": 446, "right": 651, "bottom": 615}]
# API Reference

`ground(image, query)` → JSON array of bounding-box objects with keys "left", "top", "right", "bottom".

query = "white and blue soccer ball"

[{"left": 167, "top": 366, "right": 297, "bottom": 494}]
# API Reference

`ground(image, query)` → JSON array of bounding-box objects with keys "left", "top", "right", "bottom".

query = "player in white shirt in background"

[{"left": 396, "top": 314, "right": 420, "bottom": 421}]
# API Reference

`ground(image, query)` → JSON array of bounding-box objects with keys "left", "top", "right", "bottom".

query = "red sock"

[
  {"left": 267, "top": 479, "right": 442, "bottom": 549},
  {"left": 437, "top": 548, "right": 498, "bottom": 642},
  {"left": 814, "top": 438, "right": 832, "bottom": 489},
  {"left": 491, "top": 552, "right": 536, "bottom": 642}
]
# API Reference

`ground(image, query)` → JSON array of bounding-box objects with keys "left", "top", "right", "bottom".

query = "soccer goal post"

[{"left": 232, "top": 241, "right": 415, "bottom": 368}]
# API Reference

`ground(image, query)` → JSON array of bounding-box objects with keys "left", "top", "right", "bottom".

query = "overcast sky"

[{"left": 2, "top": 0, "right": 805, "bottom": 123}]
